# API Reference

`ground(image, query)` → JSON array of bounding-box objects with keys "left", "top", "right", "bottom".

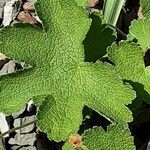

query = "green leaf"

[
  {"left": 82, "top": 124, "right": 135, "bottom": 150},
  {"left": 128, "top": 0, "right": 150, "bottom": 51},
  {"left": 75, "top": 0, "right": 88, "bottom": 7},
  {"left": 0, "top": 0, "right": 135, "bottom": 140},
  {"left": 63, "top": 143, "right": 76, "bottom": 150},
  {"left": 83, "top": 12, "right": 116, "bottom": 62},
  {"left": 128, "top": 19, "right": 150, "bottom": 51},
  {"left": 108, "top": 42, "right": 150, "bottom": 103},
  {"left": 141, "top": 0, "right": 150, "bottom": 19}
]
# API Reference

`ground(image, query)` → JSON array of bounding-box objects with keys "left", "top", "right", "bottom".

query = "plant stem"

[
  {"left": 107, "top": 23, "right": 127, "bottom": 39},
  {"left": 103, "top": 0, "right": 125, "bottom": 26},
  {"left": 0, "top": 119, "right": 37, "bottom": 139}
]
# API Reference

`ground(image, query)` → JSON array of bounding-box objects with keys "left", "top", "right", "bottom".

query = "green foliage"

[
  {"left": 63, "top": 124, "right": 135, "bottom": 150},
  {"left": 1, "top": 0, "right": 150, "bottom": 149},
  {"left": 82, "top": 124, "right": 135, "bottom": 150},
  {"left": 126, "top": 0, "right": 150, "bottom": 105},
  {"left": 108, "top": 42, "right": 150, "bottom": 103},
  {"left": 128, "top": 19, "right": 150, "bottom": 51},
  {"left": 75, "top": 0, "right": 88, "bottom": 7},
  {"left": 0, "top": 0, "right": 135, "bottom": 141},
  {"left": 128, "top": 0, "right": 150, "bottom": 51},
  {"left": 141, "top": 0, "right": 150, "bottom": 18}
]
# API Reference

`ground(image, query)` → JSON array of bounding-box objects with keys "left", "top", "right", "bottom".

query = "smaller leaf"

[
  {"left": 108, "top": 42, "right": 145, "bottom": 81},
  {"left": 140, "top": 0, "right": 150, "bottom": 19},
  {"left": 82, "top": 124, "right": 135, "bottom": 150},
  {"left": 128, "top": 19, "right": 150, "bottom": 51},
  {"left": 108, "top": 42, "right": 150, "bottom": 103}
]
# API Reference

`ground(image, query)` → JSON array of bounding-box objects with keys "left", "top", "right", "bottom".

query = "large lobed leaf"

[{"left": 0, "top": 0, "right": 135, "bottom": 140}]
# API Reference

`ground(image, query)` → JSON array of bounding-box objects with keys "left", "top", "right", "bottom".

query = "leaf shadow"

[
  {"left": 126, "top": 81, "right": 150, "bottom": 149},
  {"left": 78, "top": 106, "right": 111, "bottom": 135},
  {"left": 83, "top": 13, "right": 116, "bottom": 62}
]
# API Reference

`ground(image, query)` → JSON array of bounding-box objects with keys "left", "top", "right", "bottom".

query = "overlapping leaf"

[
  {"left": 128, "top": 0, "right": 150, "bottom": 51},
  {"left": 82, "top": 124, "right": 135, "bottom": 150},
  {"left": 75, "top": 0, "right": 88, "bottom": 7},
  {"left": 128, "top": 19, "right": 150, "bottom": 51},
  {"left": 63, "top": 124, "right": 135, "bottom": 150},
  {"left": 108, "top": 42, "right": 150, "bottom": 103},
  {"left": 140, "top": 0, "right": 150, "bottom": 19},
  {"left": 0, "top": 0, "right": 135, "bottom": 140}
]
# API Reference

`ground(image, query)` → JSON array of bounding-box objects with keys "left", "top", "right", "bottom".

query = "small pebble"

[
  {"left": 0, "top": 53, "right": 7, "bottom": 60},
  {"left": 17, "top": 11, "right": 37, "bottom": 25},
  {"left": 13, "top": 116, "right": 36, "bottom": 133},
  {"left": 23, "top": 2, "right": 34, "bottom": 11},
  {"left": 0, "top": 60, "right": 16, "bottom": 76},
  {"left": 12, "top": 107, "right": 26, "bottom": 119},
  {"left": 11, "top": 145, "right": 21, "bottom": 150},
  {"left": 0, "top": 139, "right": 5, "bottom": 150},
  {"left": 0, "top": 113, "right": 9, "bottom": 138},
  {"left": 9, "top": 133, "right": 36, "bottom": 146},
  {"left": 19, "top": 146, "right": 36, "bottom": 150}
]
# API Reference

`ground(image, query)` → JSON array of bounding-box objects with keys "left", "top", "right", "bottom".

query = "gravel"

[
  {"left": 9, "top": 133, "right": 36, "bottom": 146},
  {"left": 14, "top": 116, "right": 36, "bottom": 134}
]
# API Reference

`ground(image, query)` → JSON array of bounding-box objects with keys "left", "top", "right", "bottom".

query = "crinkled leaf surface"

[
  {"left": 141, "top": 0, "right": 150, "bottom": 18},
  {"left": 128, "top": 19, "right": 150, "bottom": 51},
  {"left": 0, "top": 0, "right": 135, "bottom": 140},
  {"left": 75, "top": 0, "right": 88, "bottom": 7},
  {"left": 108, "top": 42, "right": 150, "bottom": 103},
  {"left": 128, "top": 0, "right": 150, "bottom": 51},
  {"left": 81, "top": 124, "right": 135, "bottom": 150}
]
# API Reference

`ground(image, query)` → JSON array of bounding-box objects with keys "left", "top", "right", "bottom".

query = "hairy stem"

[{"left": 0, "top": 119, "right": 37, "bottom": 138}]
